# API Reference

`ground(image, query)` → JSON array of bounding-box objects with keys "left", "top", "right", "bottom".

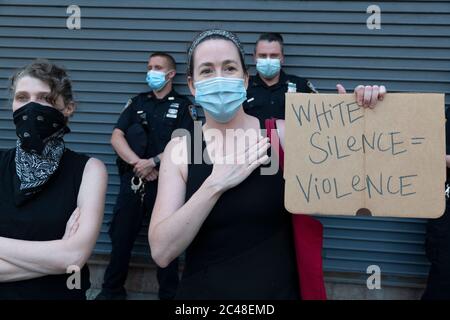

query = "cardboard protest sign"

[{"left": 284, "top": 93, "right": 446, "bottom": 218}]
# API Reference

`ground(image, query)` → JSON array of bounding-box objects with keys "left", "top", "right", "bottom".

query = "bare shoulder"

[
  {"left": 163, "top": 136, "right": 189, "bottom": 182},
  {"left": 77, "top": 158, "right": 108, "bottom": 210},
  {"left": 164, "top": 136, "right": 189, "bottom": 161},
  {"left": 165, "top": 135, "right": 187, "bottom": 150},
  {"left": 83, "top": 158, "right": 108, "bottom": 181}
]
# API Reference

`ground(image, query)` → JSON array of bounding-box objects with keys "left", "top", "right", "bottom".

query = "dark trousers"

[
  {"left": 422, "top": 206, "right": 450, "bottom": 300},
  {"left": 102, "top": 172, "right": 179, "bottom": 300}
]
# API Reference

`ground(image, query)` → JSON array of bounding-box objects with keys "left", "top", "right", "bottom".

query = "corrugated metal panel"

[{"left": 1, "top": 0, "right": 449, "bottom": 281}]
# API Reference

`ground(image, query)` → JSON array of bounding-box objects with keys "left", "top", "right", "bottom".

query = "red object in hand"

[{"left": 265, "top": 118, "right": 327, "bottom": 300}]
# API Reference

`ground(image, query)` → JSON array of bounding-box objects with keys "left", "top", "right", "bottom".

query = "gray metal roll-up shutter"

[{"left": 1, "top": 0, "right": 449, "bottom": 285}]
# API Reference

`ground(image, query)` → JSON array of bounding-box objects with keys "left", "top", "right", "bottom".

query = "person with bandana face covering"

[
  {"left": 0, "top": 59, "right": 107, "bottom": 300},
  {"left": 148, "top": 29, "right": 386, "bottom": 299},
  {"left": 95, "top": 52, "right": 193, "bottom": 300}
]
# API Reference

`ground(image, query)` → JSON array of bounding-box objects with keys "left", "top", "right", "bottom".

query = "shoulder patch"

[
  {"left": 307, "top": 80, "right": 319, "bottom": 93},
  {"left": 188, "top": 105, "right": 206, "bottom": 122},
  {"left": 188, "top": 105, "right": 198, "bottom": 121},
  {"left": 121, "top": 98, "right": 133, "bottom": 113}
]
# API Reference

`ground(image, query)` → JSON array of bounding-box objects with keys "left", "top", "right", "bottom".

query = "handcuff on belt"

[{"left": 130, "top": 155, "right": 161, "bottom": 202}]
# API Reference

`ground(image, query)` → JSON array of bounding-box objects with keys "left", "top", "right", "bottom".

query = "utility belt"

[
  {"left": 116, "top": 110, "right": 150, "bottom": 176},
  {"left": 116, "top": 157, "right": 135, "bottom": 176}
]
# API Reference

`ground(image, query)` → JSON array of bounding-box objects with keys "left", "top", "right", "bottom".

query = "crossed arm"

[
  {"left": 111, "top": 128, "right": 159, "bottom": 181},
  {"left": 0, "top": 158, "right": 107, "bottom": 282}
]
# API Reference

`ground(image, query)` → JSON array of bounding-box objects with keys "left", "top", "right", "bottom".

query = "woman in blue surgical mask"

[{"left": 148, "top": 29, "right": 386, "bottom": 300}]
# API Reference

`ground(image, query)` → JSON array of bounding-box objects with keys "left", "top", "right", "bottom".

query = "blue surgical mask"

[
  {"left": 194, "top": 77, "right": 247, "bottom": 123},
  {"left": 146, "top": 70, "right": 169, "bottom": 91},
  {"left": 256, "top": 58, "right": 281, "bottom": 79}
]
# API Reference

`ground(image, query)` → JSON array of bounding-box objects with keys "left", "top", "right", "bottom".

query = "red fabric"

[{"left": 265, "top": 118, "right": 327, "bottom": 300}]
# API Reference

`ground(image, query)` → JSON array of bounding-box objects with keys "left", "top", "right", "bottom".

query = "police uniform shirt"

[
  {"left": 446, "top": 107, "right": 450, "bottom": 190},
  {"left": 115, "top": 89, "right": 192, "bottom": 159},
  {"left": 243, "top": 70, "right": 317, "bottom": 120}
]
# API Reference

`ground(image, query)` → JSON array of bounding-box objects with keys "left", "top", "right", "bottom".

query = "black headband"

[{"left": 187, "top": 29, "right": 246, "bottom": 75}]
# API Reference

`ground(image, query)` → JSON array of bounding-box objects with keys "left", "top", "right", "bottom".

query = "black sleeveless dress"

[
  {"left": 0, "top": 148, "right": 91, "bottom": 300},
  {"left": 176, "top": 119, "right": 300, "bottom": 300}
]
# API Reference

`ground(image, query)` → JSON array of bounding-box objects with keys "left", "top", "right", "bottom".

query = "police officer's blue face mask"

[
  {"left": 256, "top": 58, "right": 281, "bottom": 79},
  {"left": 194, "top": 77, "right": 247, "bottom": 123},
  {"left": 146, "top": 70, "right": 170, "bottom": 91}
]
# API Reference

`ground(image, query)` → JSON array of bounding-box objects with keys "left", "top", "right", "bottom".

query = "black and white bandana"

[{"left": 15, "top": 137, "right": 65, "bottom": 194}]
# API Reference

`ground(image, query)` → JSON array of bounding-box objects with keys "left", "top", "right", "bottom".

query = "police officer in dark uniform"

[
  {"left": 423, "top": 106, "right": 450, "bottom": 300},
  {"left": 243, "top": 33, "right": 318, "bottom": 120},
  {"left": 95, "top": 52, "right": 193, "bottom": 300}
]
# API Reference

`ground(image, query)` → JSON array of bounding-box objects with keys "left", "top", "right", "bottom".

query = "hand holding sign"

[
  {"left": 284, "top": 93, "right": 446, "bottom": 218},
  {"left": 336, "top": 84, "right": 387, "bottom": 108}
]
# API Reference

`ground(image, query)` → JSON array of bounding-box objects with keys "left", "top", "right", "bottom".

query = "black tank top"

[
  {"left": 176, "top": 119, "right": 300, "bottom": 300},
  {"left": 0, "top": 148, "right": 90, "bottom": 300}
]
